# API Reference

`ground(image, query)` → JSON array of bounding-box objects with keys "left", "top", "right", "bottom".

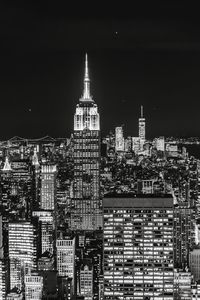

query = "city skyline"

[
  {"left": 1, "top": 3, "right": 200, "bottom": 139},
  {"left": 2, "top": 3, "right": 200, "bottom": 299}
]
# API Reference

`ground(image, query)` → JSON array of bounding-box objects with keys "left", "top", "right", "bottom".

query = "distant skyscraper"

[
  {"left": 71, "top": 54, "right": 102, "bottom": 231},
  {"left": 2, "top": 156, "right": 12, "bottom": 172},
  {"left": 0, "top": 216, "right": 6, "bottom": 300},
  {"left": 8, "top": 222, "right": 36, "bottom": 290},
  {"left": 115, "top": 127, "right": 124, "bottom": 152},
  {"left": 138, "top": 105, "right": 145, "bottom": 147},
  {"left": 132, "top": 137, "right": 140, "bottom": 154},
  {"left": 32, "top": 148, "right": 40, "bottom": 167},
  {"left": 56, "top": 238, "right": 75, "bottom": 281},
  {"left": 0, "top": 157, "right": 13, "bottom": 214},
  {"left": 103, "top": 195, "right": 174, "bottom": 299},
  {"left": 11, "top": 159, "right": 33, "bottom": 219},
  {"left": 174, "top": 203, "right": 195, "bottom": 269},
  {"left": 40, "top": 164, "right": 57, "bottom": 210},
  {"left": 154, "top": 136, "right": 165, "bottom": 152}
]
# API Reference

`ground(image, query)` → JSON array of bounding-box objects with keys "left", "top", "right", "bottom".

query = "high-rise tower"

[
  {"left": 8, "top": 222, "right": 36, "bottom": 290},
  {"left": 40, "top": 164, "right": 57, "bottom": 211},
  {"left": 71, "top": 54, "right": 102, "bottom": 231},
  {"left": 103, "top": 195, "right": 174, "bottom": 299},
  {"left": 138, "top": 105, "right": 145, "bottom": 141}
]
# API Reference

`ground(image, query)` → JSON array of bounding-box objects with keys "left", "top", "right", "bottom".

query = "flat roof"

[{"left": 103, "top": 196, "right": 173, "bottom": 208}]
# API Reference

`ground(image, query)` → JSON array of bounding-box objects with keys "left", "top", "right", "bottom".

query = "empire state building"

[{"left": 71, "top": 54, "right": 102, "bottom": 231}]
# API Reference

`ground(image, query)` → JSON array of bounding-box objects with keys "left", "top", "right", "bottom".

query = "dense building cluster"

[{"left": 0, "top": 55, "right": 200, "bottom": 299}]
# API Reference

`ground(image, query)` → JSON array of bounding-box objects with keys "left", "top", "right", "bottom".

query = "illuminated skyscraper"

[
  {"left": 71, "top": 54, "right": 102, "bottom": 231},
  {"left": 0, "top": 157, "right": 12, "bottom": 214},
  {"left": 40, "top": 164, "right": 57, "bottom": 210},
  {"left": 115, "top": 127, "right": 124, "bottom": 152},
  {"left": 2, "top": 156, "right": 12, "bottom": 172},
  {"left": 31, "top": 149, "right": 40, "bottom": 211},
  {"left": 154, "top": 136, "right": 165, "bottom": 152},
  {"left": 56, "top": 238, "right": 75, "bottom": 289},
  {"left": 0, "top": 260, "right": 6, "bottom": 300},
  {"left": 138, "top": 105, "right": 145, "bottom": 144},
  {"left": 79, "top": 264, "right": 93, "bottom": 300},
  {"left": 8, "top": 222, "right": 36, "bottom": 290},
  {"left": 103, "top": 195, "right": 174, "bottom": 299},
  {"left": 0, "top": 216, "right": 5, "bottom": 300},
  {"left": 32, "top": 148, "right": 40, "bottom": 167},
  {"left": 174, "top": 203, "right": 195, "bottom": 269}
]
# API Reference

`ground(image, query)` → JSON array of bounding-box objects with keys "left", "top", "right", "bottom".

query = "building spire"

[
  {"left": 2, "top": 156, "right": 12, "bottom": 172},
  {"left": 32, "top": 148, "right": 40, "bottom": 167},
  {"left": 141, "top": 105, "right": 143, "bottom": 118},
  {"left": 82, "top": 53, "right": 92, "bottom": 101}
]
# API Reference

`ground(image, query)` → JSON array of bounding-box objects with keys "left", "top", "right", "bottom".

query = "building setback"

[{"left": 71, "top": 54, "right": 102, "bottom": 231}]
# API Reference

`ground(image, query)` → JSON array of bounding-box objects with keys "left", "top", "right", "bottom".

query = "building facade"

[
  {"left": 24, "top": 272, "right": 43, "bottom": 300},
  {"left": 56, "top": 238, "right": 75, "bottom": 280},
  {"left": 32, "top": 210, "right": 55, "bottom": 255},
  {"left": 189, "top": 248, "right": 200, "bottom": 282},
  {"left": 174, "top": 203, "right": 195, "bottom": 269},
  {"left": 8, "top": 222, "right": 36, "bottom": 290},
  {"left": 103, "top": 195, "right": 174, "bottom": 299},
  {"left": 115, "top": 127, "right": 124, "bottom": 152},
  {"left": 0, "top": 260, "right": 6, "bottom": 300},
  {"left": 40, "top": 164, "right": 57, "bottom": 211},
  {"left": 79, "top": 264, "right": 93, "bottom": 300},
  {"left": 138, "top": 105, "right": 145, "bottom": 142}
]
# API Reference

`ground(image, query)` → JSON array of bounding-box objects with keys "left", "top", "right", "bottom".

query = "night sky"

[{"left": 1, "top": 2, "right": 200, "bottom": 139}]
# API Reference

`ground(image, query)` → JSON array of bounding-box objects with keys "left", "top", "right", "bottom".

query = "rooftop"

[{"left": 103, "top": 194, "right": 173, "bottom": 208}]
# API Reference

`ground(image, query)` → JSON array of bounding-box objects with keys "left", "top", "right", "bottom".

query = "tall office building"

[
  {"left": 0, "top": 157, "right": 13, "bottom": 214},
  {"left": 115, "top": 127, "right": 124, "bottom": 152},
  {"left": 11, "top": 159, "right": 33, "bottom": 220},
  {"left": 40, "top": 164, "right": 57, "bottom": 210},
  {"left": 32, "top": 211, "right": 55, "bottom": 255},
  {"left": 56, "top": 238, "right": 75, "bottom": 280},
  {"left": 174, "top": 269, "right": 192, "bottom": 300},
  {"left": 71, "top": 54, "right": 102, "bottom": 231},
  {"left": 189, "top": 248, "right": 200, "bottom": 282},
  {"left": 103, "top": 195, "right": 174, "bottom": 299},
  {"left": 138, "top": 105, "right": 145, "bottom": 151},
  {"left": 174, "top": 203, "right": 195, "bottom": 269},
  {"left": 79, "top": 264, "right": 93, "bottom": 300},
  {"left": 0, "top": 216, "right": 6, "bottom": 300},
  {"left": 0, "top": 260, "right": 6, "bottom": 300},
  {"left": 0, "top": 215, "right": 3, "bottom": 259},
  {"left": 8, "top": 222, "right": 36, "bottom": 290}
]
